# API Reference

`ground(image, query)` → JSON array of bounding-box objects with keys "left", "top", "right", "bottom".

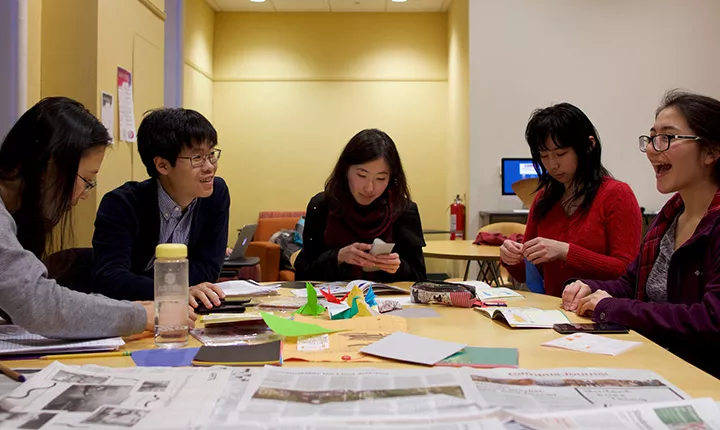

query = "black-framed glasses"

[
  {"left": 77, "top": 174, "right": 97, "bottom": 193},
  {"left": 639, "top": 134, "right": 701, "bottom": 153},
  {"left": 177, "top": 149, "right": 222, "bottom": 168}
]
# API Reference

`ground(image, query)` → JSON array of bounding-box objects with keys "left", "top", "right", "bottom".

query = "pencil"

[
  {"left": 40, "top": 351, "right": 132, "bottom": 360},
  {"left": 0, "top": 363, "right": 26, "bottom": 382}
]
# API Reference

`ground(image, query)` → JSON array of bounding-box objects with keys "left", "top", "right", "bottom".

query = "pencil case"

[{"left": 410, "top": 281, "right": 476, "bottom": 308}]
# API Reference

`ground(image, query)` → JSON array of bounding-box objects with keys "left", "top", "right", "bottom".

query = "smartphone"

[{"left": 553, "top": 323, "right": 629, "bottom": 334}]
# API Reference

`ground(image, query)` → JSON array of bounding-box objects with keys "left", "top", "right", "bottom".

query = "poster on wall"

[
  {"left": 100, "top": 91, "right": 114, "bottom": 143},
  {"left": 117, "top": 67, "right": 137, "bottom": 143}
]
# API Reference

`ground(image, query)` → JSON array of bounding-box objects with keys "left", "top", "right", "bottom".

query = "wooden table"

[
  {"left": 423, "top": 240, "right": 502, "bottom": 284},
  {"left": 3, "top": 288, "right": 719, "bottom": 399}
]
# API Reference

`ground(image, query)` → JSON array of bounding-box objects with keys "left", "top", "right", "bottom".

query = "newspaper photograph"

[
  {"left": 508, "top": 397, "right": 720, "bottom": 430},
  {"left": 465, "top": 367, "right": 689, "bottom": 413},
  {"left": 235, "top": 367, "right": 496, "bottom": 425},
  {"left": 0, "top": 362, "right": 232, "bottom": 429}
]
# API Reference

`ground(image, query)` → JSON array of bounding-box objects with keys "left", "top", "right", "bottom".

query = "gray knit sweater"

[{"left": 0, "top": 198, "right": 146, "bottom": 339}]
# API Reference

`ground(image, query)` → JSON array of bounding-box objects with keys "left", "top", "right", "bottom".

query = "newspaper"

[
  {"left": 509, "top": 398, "right": 720, "bottom": 430},
  {"left": 465, "top": 367, "right": 689, "bottom": 414},
  {"left": 0, "top": 364, "right": 706, "bottom": 429},
  {"left": 0, "top": 362, "right": 232, "bottom": 429},
  {"left": 211, "top": 419, "right": 507, "bottom": 430},
  {"left": 233, "top": 367, "right": 496, "bottom": 426}
]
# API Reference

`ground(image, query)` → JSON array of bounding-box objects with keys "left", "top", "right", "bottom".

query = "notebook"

[
  {"left": 191, "top": 340, "right": 282, "bottom": 366},
  {"left": 0, "top": 324, "right": 125, "bottom": 356},
  {"left": 216, "top": 280, "right": 280, "bottom": 297},
  {"left": 449, "top": 281, "right": 524, "bottom": 299},
  {"left": 435, "top": 346, "right": 519, "bottom": 368},
  {"left": 474, "top": 307, "right": 570, "bottom": 328}
]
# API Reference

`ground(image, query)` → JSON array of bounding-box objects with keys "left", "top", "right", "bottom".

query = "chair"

[
  {"left": 476, "top": 222, "right": 526, "bottom": 286},
  {"left": 44, "top": 248, "right": 94, "bottom": 294},
  {"left": 245, "top": 211, "right": 305, "bottom": 282},
  {"left": 511, "top": 177, "right": 539, "bottom": 208}
]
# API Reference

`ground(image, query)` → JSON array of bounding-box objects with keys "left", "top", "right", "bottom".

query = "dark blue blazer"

[{"left": 92, "top": 177, "right": 230, "bottom": 300}]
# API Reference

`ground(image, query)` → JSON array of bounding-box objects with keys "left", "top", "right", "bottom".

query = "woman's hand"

[
  {"left": 522, "top": 237, "right": 569, "bottom": 264},
  {"left": 338, "top": 243, "right": 377, "bottom": 267},
  {"left": 500, "top": 240, "right": 524, "bottom": 265},
  {"left": 576, "top": 290, "right": 612, "bottom": 317},
  {"left": 374, "top": 253, "right": 401, "bottom": 274},
  {"left": 561, "top": 281, "right": 592, "bottom": 311}
]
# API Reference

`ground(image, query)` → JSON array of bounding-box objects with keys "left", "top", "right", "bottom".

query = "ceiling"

[{"left": 206, "top": 0, "right": 451, "bottom": 13}]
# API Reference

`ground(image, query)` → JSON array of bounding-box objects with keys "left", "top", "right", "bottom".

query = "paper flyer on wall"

[
  {"left": 101, "top": 91, "right": 114, "bottom": 142},
  {"left": 117, "top": 67, "right": 136, "bottom": 142}
]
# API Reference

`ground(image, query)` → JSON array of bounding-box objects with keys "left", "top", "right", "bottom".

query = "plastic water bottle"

[{"left": 154, "top": 244, "right": 189, "bottom": 348}]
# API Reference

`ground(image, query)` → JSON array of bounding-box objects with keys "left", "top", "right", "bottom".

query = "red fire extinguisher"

[{"left": 450, "top": 194, "right": 465, "bottom": 240}]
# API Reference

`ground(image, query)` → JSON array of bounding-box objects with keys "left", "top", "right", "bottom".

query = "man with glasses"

[{"left": 92, "top": 108, "right": 229, "bottom": 308}]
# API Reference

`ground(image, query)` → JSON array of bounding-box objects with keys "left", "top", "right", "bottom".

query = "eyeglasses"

[
  {"left": 638, "top": 134, "right": 701, "bottom": 153},
  {"left": 176, "top": 149, "right": 222, "bottom": 168},
  {"left": 77, "top": 174, "right": 97, "bottom": 193}
]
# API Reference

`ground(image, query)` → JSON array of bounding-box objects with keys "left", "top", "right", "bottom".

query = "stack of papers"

[
  {"left": 0, "top": 325, "right": 124, "bottom": 356},
  {"left": 216, "top": 280, "right": 280, "bottom": 297},
  {"left": 543, "top": 333, "right": 642, "bottom": 356}
]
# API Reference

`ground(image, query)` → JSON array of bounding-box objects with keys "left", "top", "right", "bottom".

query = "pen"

[
  {"left": 0, "top": 363, "right": 26, "bottom": 382},
  {"left": 40, "top": 351, "right": 132, "bottom": 360}
]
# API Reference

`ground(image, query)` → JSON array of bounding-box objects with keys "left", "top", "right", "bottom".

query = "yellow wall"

[
  {"left": 97, "top": 0, "right": 165, "bottom": 198},
  {"left": 41, "top": 0, "right": 100, "bottom": 248},
  {"left": 183, "top": 0, "right": 214, "bottom": 120},
  {"left": 442, "top": 0, "right": 470, "bottom": 277},
  {"left": 39, "top": 0, "right": 164, "bottom": 248},
  {"left": 212, "top": 13, "right": 449, "bottom": 247},
  {"left": 27, "top": 0, "right": 42, "bottom": 107}
]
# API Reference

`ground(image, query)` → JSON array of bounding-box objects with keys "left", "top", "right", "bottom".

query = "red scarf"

[
  {"left": 636, "top": 188, "right": 720, "bottom": 300},
  {"left": 324, "top": 197, "right": 394, "bottom": 279}
]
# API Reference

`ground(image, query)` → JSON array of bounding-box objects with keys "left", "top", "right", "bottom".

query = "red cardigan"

[{"left": 505, "top": 178, "right": 642, "bottom": 297}]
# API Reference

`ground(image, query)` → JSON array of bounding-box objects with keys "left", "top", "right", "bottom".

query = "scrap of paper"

[
  {"left": 297, "top": 334, "right": 330, "bottom": 352},
  {"left": 260, "top": 312, "right": 337, "bottom": 337},
  {"left": 543, "top": 332, "right": 641, "bottom": 356},
  {"left": 296, "top": 283, "right": 325, "bottom": 316}
]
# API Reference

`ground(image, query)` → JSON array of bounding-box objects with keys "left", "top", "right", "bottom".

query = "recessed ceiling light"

[
  {"left": 250, "top": 0, "right": 266, "bottom": 3},
  {"left": 391, "top": 0, "right": 408, "bottom": 2}
]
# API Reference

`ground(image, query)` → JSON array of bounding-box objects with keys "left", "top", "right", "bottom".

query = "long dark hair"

[
  {"left": 525, "top": 103, "right": 610, "bottom": 221},
  {"left": 324, "top": 128, "right": 411, "bottom": 217},
  {"left": 656, "top": 90, "right": 720, "bottom": 183},
  {"left": 0, "top": 97, "right": 111, "bottom": 258}
]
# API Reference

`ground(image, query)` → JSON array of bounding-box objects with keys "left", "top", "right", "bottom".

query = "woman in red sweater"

[{"left": 500, "top": 103, "right": 642, "bottom": 297}]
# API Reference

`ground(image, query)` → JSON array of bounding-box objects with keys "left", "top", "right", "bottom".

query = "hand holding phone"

[{"left": 553, "top": 323, "right": 629, "bottom": 334}]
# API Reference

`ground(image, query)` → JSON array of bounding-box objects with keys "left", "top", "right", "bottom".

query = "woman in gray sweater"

[{"left": 0, "top": 97, "right": 153, "bottom": 339}]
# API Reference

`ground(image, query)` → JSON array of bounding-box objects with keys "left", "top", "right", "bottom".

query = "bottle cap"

[{"left": 156, "top": 243, "right": 187, "bottom": 259}]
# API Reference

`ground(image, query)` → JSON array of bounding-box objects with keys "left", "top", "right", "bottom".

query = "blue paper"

[
  {"left": 364, "top": 286, "right": 377, "bottom": 307},
  {"left": 131, "top": 348, "right": 199, "bottom": 367}
]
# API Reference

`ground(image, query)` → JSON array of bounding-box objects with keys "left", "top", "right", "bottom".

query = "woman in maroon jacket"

[{"left": 562, "top": 90, "right": 720, "bottom": 378}]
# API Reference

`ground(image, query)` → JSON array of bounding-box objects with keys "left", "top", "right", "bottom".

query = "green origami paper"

[
  {"left": 296, "top": 282, "right": 326, "bottom": 316},
  {"left": 261, "top": 312, "right": 337, "bottom": 337},
  {"left": 330, "top": 296, "right": 361, "bottom": 320}
]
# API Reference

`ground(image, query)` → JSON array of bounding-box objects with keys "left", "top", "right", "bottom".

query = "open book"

[
  {"left": 449, "top": 281, "right": 524, "bottom": 300},
  {"left": 475, "top": 307, "right": 570, "bottom": 328}
]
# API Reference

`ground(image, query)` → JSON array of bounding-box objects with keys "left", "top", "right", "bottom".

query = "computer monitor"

[{"left": 502, "top": 158, "right": 538, "bottom": 195}]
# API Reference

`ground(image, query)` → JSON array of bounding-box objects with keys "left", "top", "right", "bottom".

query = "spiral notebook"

[{"left": 0, "top": 324, "right": 125, "bottom": 356}]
